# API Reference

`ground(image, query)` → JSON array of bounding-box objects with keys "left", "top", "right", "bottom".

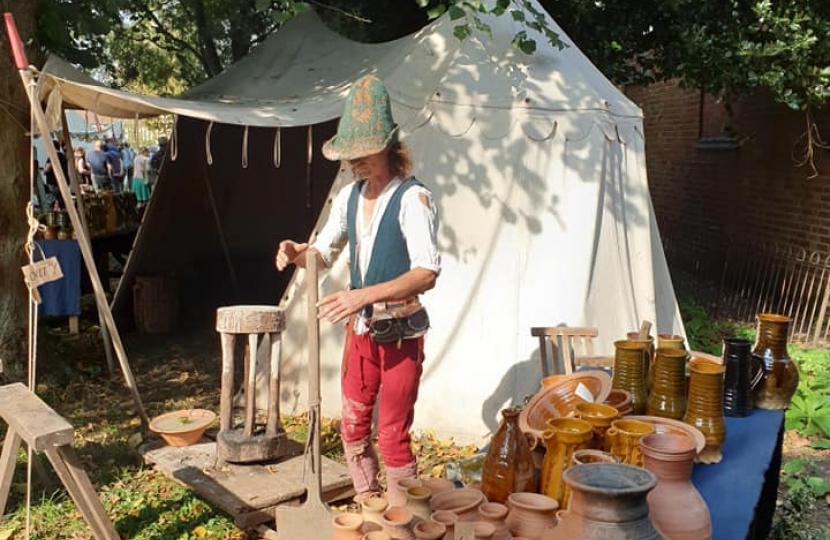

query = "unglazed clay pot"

[
  {"left": 405, "top": 486, "right": 433, "bottom": 522},
  {"left": 612, "top": 340, "right": 651, "bottom": 414},
  {"left": 542, "top": 463, "right": 664, "bottom": 540},
  {"left": 363, "top": 532, "right": 392, "bottom": 540},
  {"left": 505, "top": 492, "right": 558, "bottom": 540},
  {"left": 572, "top": 448, "right": 618, "bottom": 465},
  {"left": 646, "top": 348, "right": 688, "bottom": 420},
  {"left": 332, "top": 512, "right": 365, "bottom": 540},
  {"left": 477, "top": 502, "right": 511, "bottom": 540},
  {"left": 412, "top": 520, "right": 446, "bottom": 540},
  {"left": 683, "top": 360, "right": 727, "bottom": 464},
  {"left": 421, "top": 477, "right": 456, "bottom": 495},
  {"left": 429, "top": 510, "right": 457, "bottom": 540},
  {"left": 540, "top": 418, "right": 593, "bottom": 509},
  {"left": 752, "top": 313, "right": 800, "bottom": 410},
  {"left": 640, "top": 433, "right": 711, "bottom": 540},
  {"left": 362, "top": 496, "right": 390, "bottom": 528},
  {"left": 381, "top": 507, "right": 415, "bottom": 540},
  {"left": 429, "top": 487, "right": 485, "bottom": 521}
]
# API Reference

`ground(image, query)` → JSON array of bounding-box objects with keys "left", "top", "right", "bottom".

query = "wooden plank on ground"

[
  {"left": 0, "top": 383, "right": 74, "bottom": 451},
  {"left": 141, "top": 440, "right": 354, "bottom": 527}
]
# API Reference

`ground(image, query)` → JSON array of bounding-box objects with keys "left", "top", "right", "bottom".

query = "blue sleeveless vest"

[{"left": 347, "top": 177, "right": 423, "bottom": 289}]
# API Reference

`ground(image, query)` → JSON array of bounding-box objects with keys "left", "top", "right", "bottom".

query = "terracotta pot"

[
  {"left": 472, "top": 522, "right": 496, "bottom": 539},
  {"left": 723, "top": 338, "right": 764, "bottom": 417},
  {"left": 429, "top": 487, "right": 485, "bottom": 521},
  {"left": 477, "top": 502, "right": 510, "bottom": 540},
  {"left": 604, "top": 418, "right": 655, "bottom": 466},
  {"left": 412, "top": 520, "right": 446, "bottom": 540},
  {"left": 640, "top": 433, "right": 711, "bottom": 540},
  {"left": 482, "top": 407, "right": 536, "bottom": 503},
  {"left": 421, "top": 477, "right": 455, "bottom": 495},
  {"left": 544, "top": 463, "right": 664, "bottom": 540},
  {"left": 429, "top": 510, "right": 457, "bottom": 540},
  {"left": 612, "top": 340, "right": 650, "bottom": 414},
  {"left": 149, "top": 408, "right": 216, "bottom": 447},
  {"left": 574, "top": 402, "right": 619, "bottom": 450},
  {"left": 752, "top": 313, "right": 800, "bottom": 410},
  {"left": 398, "top": 478, "right": 423, "bottom": 491},
  {"left": 332, "top": 512, "right": 365, "bottom": 540},
  {"left": 363, "top": 532, "right": 393, "bottom": 540},
  {"left": 572, "top": 449, "right": 618, "bottom": 465},
  {"left": 603, "top": 389, "right": 633, "bottom": 416},
  {"left": 405, "top": 486, "right": 433, "bottom": 522},
  {"left": 381, "top": 507, "right": 415, "bottom": 540},
  {"left": 505, "top": 492, "right": 558, "bottom": 540},
  {"left": 362, "top": 496, "right": 390, "bottom": 528},
  {"left": 683, "top": 360, "right": 727, "bottom": 464},
  {"left": 540, "top": 418, "right": 593, "bottom": 509},
  {"left": 646, "top": 348, "right": 688, "bottom": 420}
]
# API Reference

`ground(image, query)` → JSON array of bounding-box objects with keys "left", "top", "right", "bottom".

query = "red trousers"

[{"left": 340, "top": 332, "right": 425, "bottom": 468}]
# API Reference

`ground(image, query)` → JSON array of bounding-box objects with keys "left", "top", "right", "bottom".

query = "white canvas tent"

[{"left": 38, "top": 1, "right": 684, "bottom": 444}]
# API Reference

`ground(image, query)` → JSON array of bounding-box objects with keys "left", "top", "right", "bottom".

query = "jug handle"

[{"left": 750, "top": 354, "right": 765, "bottom": 390}]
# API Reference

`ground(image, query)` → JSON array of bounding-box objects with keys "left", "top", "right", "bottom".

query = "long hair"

[{"left": 387, "top": 141, "right": 413, "bottom": 179}]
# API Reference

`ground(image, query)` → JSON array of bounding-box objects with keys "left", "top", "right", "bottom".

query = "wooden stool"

[
  {"left": 0, "top": 383, "right": 119, "bottom": 540},
  {"left": 215, "top": 305, "right": 289, "bottom": 464}
]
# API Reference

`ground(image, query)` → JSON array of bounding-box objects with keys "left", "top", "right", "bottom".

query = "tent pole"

[
  {"left": 200, "top": 158, "right": 240, "bottom": 298},
  {"left": 60, "top": 104, "right": 116, "bottom": 375},
  {"left": 16, "top": 67, "right": 149, "bottom": 428}
]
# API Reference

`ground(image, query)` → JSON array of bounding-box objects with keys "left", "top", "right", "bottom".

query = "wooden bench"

[{"left": 0, "top": 383, "right": 118, "bottom": 539}]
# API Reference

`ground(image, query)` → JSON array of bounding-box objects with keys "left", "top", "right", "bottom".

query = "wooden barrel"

[{"left": 133, "top": 274, "right": 179, "bottom": 333}]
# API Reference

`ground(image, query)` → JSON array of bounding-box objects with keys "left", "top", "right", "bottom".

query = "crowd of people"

[{"left": 73, "top": 139, "right": 160, "bottom": 210}]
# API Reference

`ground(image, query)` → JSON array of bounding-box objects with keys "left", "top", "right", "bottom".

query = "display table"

[
  {"left": 35, "top": 239, "right": 81, "bottom": 329},
  {"left": 692, "top": 409, "right": 785, "bottom": 540}
]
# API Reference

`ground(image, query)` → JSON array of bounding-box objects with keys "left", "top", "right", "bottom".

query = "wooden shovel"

[{"left": 274, "top": 250, "right": 333, "bottom": 538}]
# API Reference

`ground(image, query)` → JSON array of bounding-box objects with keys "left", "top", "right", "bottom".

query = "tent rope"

[
  {"left": 205, "top": 121, "right": 214, "bottom": 165},
  {"left": 133, "top": 112, "right": 139, "bottom": 145},
  {"left": 242, "top": 125, "right": 249, "bottom": 168},
  {"left": 273, "top": 127, "right": 281, "bottom": 168},
  {"left": 170, "top": 115, "right": 179, "bottom": 161},
  {"left": 306, "top": 125, "right": 312, "bottom": 164}
]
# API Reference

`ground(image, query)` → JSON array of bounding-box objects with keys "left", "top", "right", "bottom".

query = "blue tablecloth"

[
  {"left": 692, "top": 409, "right": 785, "bottom": 540},
  {"left": 35, "top": 239, "right": 81, "bottom": 316}
]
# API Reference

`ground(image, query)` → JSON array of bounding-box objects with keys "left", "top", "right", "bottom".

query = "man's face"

[{"left": 349, "top": 149, "right": 388, "bottom": 179}]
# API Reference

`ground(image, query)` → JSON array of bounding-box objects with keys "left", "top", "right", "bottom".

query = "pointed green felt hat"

[{"left": 322, "top": 74, "right": 399, "bottom": 161}]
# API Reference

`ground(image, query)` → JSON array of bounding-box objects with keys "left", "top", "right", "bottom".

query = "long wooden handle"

[
  {"left": 306, "top": 250, "right": 325, "bottom": 499},
  {"left": 637, "top": 320, "right": 652, "bottom": 340}
]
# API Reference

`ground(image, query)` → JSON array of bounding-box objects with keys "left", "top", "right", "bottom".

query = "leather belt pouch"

[{"left": 369, "top": 304, "right": 429, "bottom": 344}]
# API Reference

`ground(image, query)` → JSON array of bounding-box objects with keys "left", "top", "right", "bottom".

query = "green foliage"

[
  {"left": 772, "top": 457, "right": 830, "bottom": 540},
  {"left": 786, "top": 347, "right": 830, "bottom": 439},
  {"left": 677, "top": 296, "right": 754, "bottom": 354}
]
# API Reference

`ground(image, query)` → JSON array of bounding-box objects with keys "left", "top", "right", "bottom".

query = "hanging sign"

[{"left": 21, "top": 256, "right": 64, "bottom": 289}]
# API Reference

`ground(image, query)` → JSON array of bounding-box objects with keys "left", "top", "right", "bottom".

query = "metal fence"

[{"left": 665, "top": 239, "right": 830, "bottom": 346}]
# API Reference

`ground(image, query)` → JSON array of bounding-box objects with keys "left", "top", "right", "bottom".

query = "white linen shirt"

[{"left": 312, "top": 177, "right": 441, "bottom": 333}]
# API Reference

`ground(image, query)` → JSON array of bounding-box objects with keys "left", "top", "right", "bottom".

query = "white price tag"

[{"left": 574, "top": 381, "right": 594, "bottom": 403}]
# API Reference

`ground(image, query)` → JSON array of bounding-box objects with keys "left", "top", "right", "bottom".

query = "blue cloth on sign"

[
  {"left": 35, "top": 239, "right": 81, "bottom": 316},
  {"left": 692, "top": 409, "right": 784, "bottom": 540}
]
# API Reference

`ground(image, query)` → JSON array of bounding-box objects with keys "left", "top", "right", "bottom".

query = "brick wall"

[{"left": 626, "top": 80, "right": 830, "bottom": 281}]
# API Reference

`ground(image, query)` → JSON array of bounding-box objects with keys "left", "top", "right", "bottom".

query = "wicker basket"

[{"left": 133, "top": 274, "right": 179, "bottom": 333}]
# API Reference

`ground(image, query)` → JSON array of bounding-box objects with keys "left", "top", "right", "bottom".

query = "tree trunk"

[
  {"left": 0, "top": 1, "right": 38, "bottom": 380},
  {"left": 192, "top": 0, "right": 223, "bottom": 77}
]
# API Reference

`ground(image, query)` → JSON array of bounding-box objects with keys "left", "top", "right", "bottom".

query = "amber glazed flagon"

[
  {"left": 752, "top": 313, "right": 799, "bottom": 410},
  {"left": 683, "top": 360, "right": 726, "bottom": 464}
]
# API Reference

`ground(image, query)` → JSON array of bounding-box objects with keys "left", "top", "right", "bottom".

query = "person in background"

[
  {"left": 121, "top": 142, "right": 135, "bottom": 187},
  {"left": 274, "top": 75, "right": 441, "bottom": 507},
  {"left": 107, "top": 141, "right": 124, "bottom": 193},
  {"left": 43, "top": 139, "right": 69, "bottom": 208},
  {"left": 87, "top": 140, "right": 113, "bottom": 192},
  {"left": 74, "top": 147, "right": 91, "bottom": 189},
  {"left": 131, "top": 146, "right": 152, "bottom": 211}
]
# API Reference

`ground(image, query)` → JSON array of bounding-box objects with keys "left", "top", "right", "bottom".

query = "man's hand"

[
  {"left": 317, "top": 289, "right": 368, "bottom": 324},
  {"left": 275, "top": 240, "right": 308, "bottom": 271}
]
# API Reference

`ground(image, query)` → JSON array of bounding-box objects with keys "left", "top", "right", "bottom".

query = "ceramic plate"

[{"left": 626, "top": 415, "right": 706, "bottom": 455}]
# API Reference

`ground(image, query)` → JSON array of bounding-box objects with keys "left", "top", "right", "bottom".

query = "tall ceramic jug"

[
  {"left": 646, "top": 348, "right": 688, "bottom": 420},
  {"left": 612, "top": 340, "right": 650, "bottom": 415},
  {"left": 540, "top": 418, "right": 593, "bottom": 509},
  {"left": 722, "top": 338, "right": 764, "bottom": 417},
  {"left": 683, "top": 360, "right": 726, "bottom": 464},
  {"left": 752, "top": 313, "right": 799, "bottom": 410},
  {"left": 481, "top": 407, "right": 536, "bottom": 503}
]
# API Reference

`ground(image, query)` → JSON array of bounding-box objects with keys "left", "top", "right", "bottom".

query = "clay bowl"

[
  {"left": 150, "top": 408, "right": 216, "bottom": 447},
  {"left": 603, "top": 389, "right": 633, "bottom": 416},
  {"left": 520, "top": 371, "right": 613, "bottom": 446},
  {"left": 429, "top": 487, "right": 486, "bottom": 521}
]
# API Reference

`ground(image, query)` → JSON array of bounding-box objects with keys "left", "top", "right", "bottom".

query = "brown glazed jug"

[
  {"left": 640, "top": 433, "right": 711, "bottom": 540},
  {"left": 612, "top": 340, "right": 651, "bottom": 415},
  {"left": 646, "top": 348, "right": 688, "bottom": 420},
  {"left": 683, "top": 360, "right": 726, "bottom": 464},
  {"left": 752, "top": 313, "right": 800, "bottom": 410},
  {"left": 543, "top": 463, "right": 665, "bottom": 540},
  {"left": 481, "top": 407, "right": 536, "bottom": 503}
]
